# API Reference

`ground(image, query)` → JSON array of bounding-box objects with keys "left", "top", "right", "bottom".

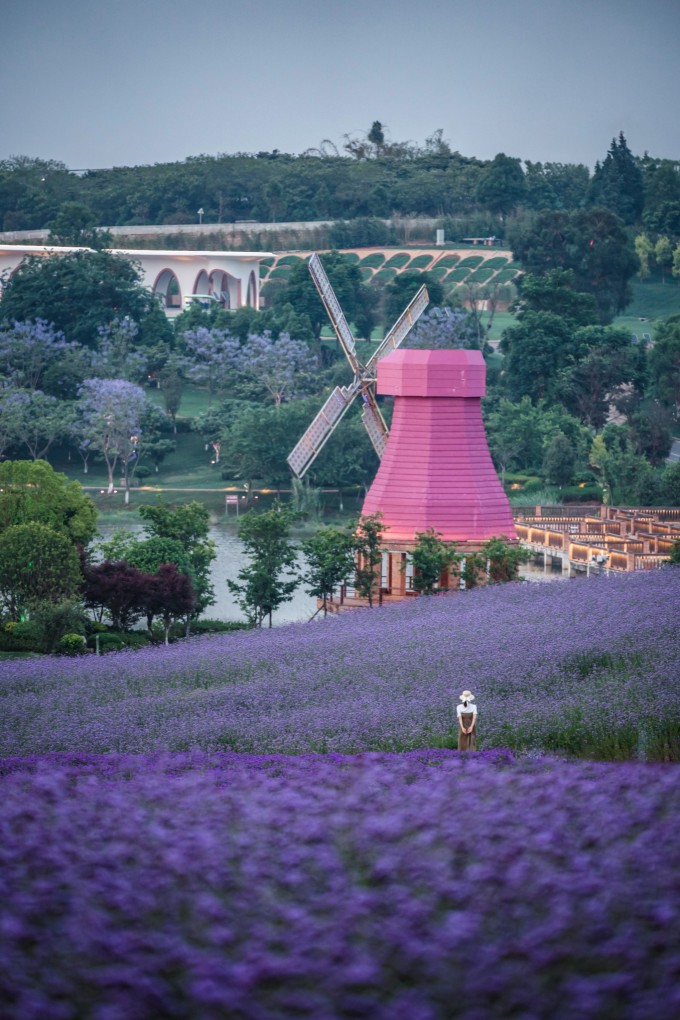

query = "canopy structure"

[{"left": 0, "top": 245, "right": 272, "bottom": 315}]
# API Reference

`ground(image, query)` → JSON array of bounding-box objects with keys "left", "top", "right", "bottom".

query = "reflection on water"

[
  {"left": 96, "top": 522, "right": 317, "bottom": 626},
  {"left": 519, "top": 560, "right": 568, "bottom": 584}
]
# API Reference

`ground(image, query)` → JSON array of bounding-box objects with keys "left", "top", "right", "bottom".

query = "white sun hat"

[{"left": 459, "top": 690, "right": 475, "bottom": 701}]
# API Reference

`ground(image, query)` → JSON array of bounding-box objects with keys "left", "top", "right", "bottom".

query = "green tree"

[
  {"left": 627, "top": 399, "right": 674, "bottom": 466},
  {"left": 0, "top": 249, "right": 171, "bottom": 349},
  {"left": 634, "top": 233, "right": 654, "bottom": 279},
  {"left": 138, "top": 500, "right": 216, "bottom": 618},
  {"left": 353, "top": 512, "right": 384, "bottom": 608},
  {"left": 508, "top": 207, "right": 638, "bottom": 323},
  {"left": 10, "top": 390, "right": 75, "bottom": 461},
  {"left": 589, "top": 426, "right": 659, "bottom": 505},
  {"left": 661, "top": 464, "right": 680, "bottom": 507},
  {"left": 556, "top": 325, "right": 644, "bottom": 428},
  {"left": 411, "top": 529, "right": 459, "bottom": 594},
  {"left": 476, "top": 152, "right": 526, "bottom": 219},
  {"left": 514, "top": 269, "right": 598, "bottom": 325},
  {"left": 588, "top": 133, "right": 644, "bottom": 225},
  {"left": 655, "top": 236, "right": 673, "bottom": 283},
  {"left": 542, "top": 433, "right": 576, "bottom": 487},
  {"left": 0, "top": 459, "right": 97, "bottom": 546},
  {"left": 301, "top": 526, "right": 356, "bottom": 617},
  {"left": 0, "top": 522, "right": 83, "bottom": 619},
  {"left": 642, "top": 158, "right": 680, "bottom": 236},
  {"left": 46, "top": 200, "right": 112, "bottom": 248},
  {"left": 648, "top": 316, "right": 680, "bottom": 413},
  {"left": 499, "top": 312, "right": 575, "bottom": 402},
  {"left": 384, "top": 271, "right": 444, "bottom": 330},
  {"left": 158, "top": 357, "right": 183, "bottom": 431},
  {"left": 227, "top": 501, "right": 302, "bottom": 627},
  {"left": 483, "top": 536, "right": 531, "bottom": 583},
  {"left": 276, "top": 251, "right": 376, "bottom": 341},
  {"left": 485, "top": 397, "right": 591, "bottom": 477}
]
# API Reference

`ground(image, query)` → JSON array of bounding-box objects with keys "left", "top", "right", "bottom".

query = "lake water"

[
  {"left": 97, "top": 522, "right": 318, "bottom": 626},
  {"left": 97, "top": 523, "right": 567, "bottom": 627}
]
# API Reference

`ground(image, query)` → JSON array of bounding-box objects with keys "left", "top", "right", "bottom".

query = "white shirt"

[{"left": 457, "top": 702, "right": 477, "bottom": 718}]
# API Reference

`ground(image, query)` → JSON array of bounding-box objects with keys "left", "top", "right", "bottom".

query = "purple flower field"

[
  {"left": 1, "top": 569, "right": 678, "bottom": 758},
  {"left": 2, "top": 571, "right": 679, "bottom": 1017},
  {"left": 1, "top": 751, "right": 680, "bottom": 1019}
]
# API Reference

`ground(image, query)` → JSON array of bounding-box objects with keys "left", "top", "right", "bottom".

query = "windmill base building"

[{"left": 353, "top": 347, "right": 516, "bottom": 604}]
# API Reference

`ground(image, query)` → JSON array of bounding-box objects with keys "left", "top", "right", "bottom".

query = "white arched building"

[{"left": 0, "top": 245, "right": 271, "bottom": 317}]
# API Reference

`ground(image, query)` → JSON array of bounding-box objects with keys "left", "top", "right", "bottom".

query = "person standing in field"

[{"left": 457, "top": 690, "right": 477, "bottom": 751}]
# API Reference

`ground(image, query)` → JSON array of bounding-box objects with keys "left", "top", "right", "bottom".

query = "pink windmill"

[{"left": 288, "top": 254, "right": 516, "bottom": 601}]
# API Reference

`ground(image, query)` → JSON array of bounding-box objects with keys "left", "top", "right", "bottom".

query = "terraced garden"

[{"left": 259, "top": 246, "right": 519, "bottom": 294}]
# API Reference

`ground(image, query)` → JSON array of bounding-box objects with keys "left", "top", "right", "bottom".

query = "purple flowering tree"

[
  {"left": 76, "top": 379, "right": 146, "bottom": 501},
  {"left": 181, "top": 326, "right": 240, "bottom": 405},
  {"left": 405, "top": 306, "right": 479, "bottom": 350},
  {"left": 91, "top": 316, "right": 146, "bottom": 383},
  {"left": 0, "top": 318, "right": 81, "bottom": 392},
  {"left": 237, "top": 330, "right": 315, "bottom": 405}
]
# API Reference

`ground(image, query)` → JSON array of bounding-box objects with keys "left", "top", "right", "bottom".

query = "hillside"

[{"left": 3, "top": 568, "right": 678, "bottom": 760}]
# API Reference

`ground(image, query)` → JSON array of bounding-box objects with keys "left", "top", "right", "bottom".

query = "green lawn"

[{"left": 613, "top": 275, "right": 680, "bottom": 333}]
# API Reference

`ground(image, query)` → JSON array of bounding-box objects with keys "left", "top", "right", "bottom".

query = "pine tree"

[{"left": 589, "top": 133, "right": 644, "bottom": 225}]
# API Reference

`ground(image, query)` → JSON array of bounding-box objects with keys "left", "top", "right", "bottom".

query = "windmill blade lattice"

[
  {"left": 287, "top": 380, "right": 361, "bottom": 478},
  {"left": 287, "top": 253, "right": 429, "bottom": 479}
]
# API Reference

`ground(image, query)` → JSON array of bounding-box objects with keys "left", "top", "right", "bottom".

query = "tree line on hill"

[{"left": 1, "top": 130, "right": 679, "bottom": 249}]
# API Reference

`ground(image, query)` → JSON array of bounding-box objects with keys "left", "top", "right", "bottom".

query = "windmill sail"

[
  {"left": 287, "top": 380, "right": 361, "bottom": 477},
  {"left": 308, "top": 253, "right": 363, "bottom": 375},
  {"left": 365, "top": 285, "right": 429, "bottom": 374},
  {"left": 361, "top": 397, "right": 389, "bottom": 459}
]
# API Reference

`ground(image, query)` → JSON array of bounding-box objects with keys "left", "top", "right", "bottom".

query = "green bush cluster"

[
  {"left": 56, "top": 634, "right": 87, "bottom": 656},
  {"left": 0, "top": 621, "right": 42, "bottom": 653}
]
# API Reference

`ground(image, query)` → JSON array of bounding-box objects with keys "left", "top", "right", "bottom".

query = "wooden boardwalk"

[{"left": 513, "top": 505, "right": 680, "bottom": 575}]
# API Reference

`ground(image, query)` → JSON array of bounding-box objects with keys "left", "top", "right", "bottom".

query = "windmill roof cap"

[{"left": 377, "top": 348, "right": 486, "bottom": 398}]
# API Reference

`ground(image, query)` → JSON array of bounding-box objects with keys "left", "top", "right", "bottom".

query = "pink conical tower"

[{"left": 361, "top": 348, "right": 515, "bottom": 544}]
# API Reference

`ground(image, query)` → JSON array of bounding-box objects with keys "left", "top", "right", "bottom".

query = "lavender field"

[
  {"left": 2, "top": 570, "right": 680, "bottom": 1018},
  {"left": 2, "top": 751, "right": 680, "bottom": 1019},
  {"left": 1, "top": 569, "right": 679, "bottom": 759}
]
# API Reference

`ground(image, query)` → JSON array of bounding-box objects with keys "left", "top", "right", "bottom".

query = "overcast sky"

[{"left": 3, "top": 0, "right": 679, "bottom": 171}]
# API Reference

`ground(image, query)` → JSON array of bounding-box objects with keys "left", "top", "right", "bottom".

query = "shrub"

[
  {"left": 0, "top": 620, "right": 43, "bottom": 653},
  {"left": 358, "top": 253, "right": 385, "bottom": 269},
  {"left": 189, "top": 618, "right": 252, "bottom": 635},
  {"left": 30, "top": 600, "right": 87, "bottom": 654},
  {"left": 383, "top": 253, "right": 410, "bottom": 269},
  {"left": 56, "top": 634, "right": 87, "bottom": 656},
  {"left": 434, "top": 254, "right": 460, "bottom": 268},
  {"left": 86, "top": 631, "right": 150, "bottom": 653},
  {"left": 560, "top": 484, "right": 604, "bottom": 503},
  {"left": 408, "top": 254, "right": 433, "bottom": 269}
]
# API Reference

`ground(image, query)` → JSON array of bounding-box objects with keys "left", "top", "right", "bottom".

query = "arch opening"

[
  {"left": 153, "top": 268, "right": 181, "bottom": 308},
  {"left": 246, "top": 271, "right": 257, "bottom": 308}
]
